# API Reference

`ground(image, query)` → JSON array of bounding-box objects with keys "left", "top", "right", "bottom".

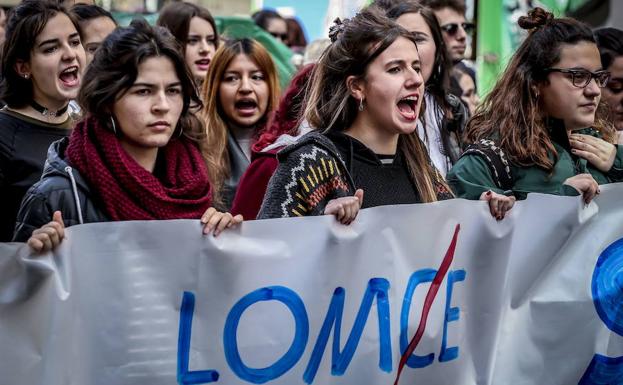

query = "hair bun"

[
  {"left": 518, "top": 7, "right": 554, "bottom": 31},
  {"left": 328, "top": 18, "right": 346, "bottom": 43}
]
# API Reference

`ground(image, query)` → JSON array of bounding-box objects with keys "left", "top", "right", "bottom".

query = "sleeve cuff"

[{"left": 606, "top": 145, "right": 623, "bottom": 181}]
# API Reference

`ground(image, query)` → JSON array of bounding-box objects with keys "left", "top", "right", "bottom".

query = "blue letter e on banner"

[{"left": 579, "top": 238, "right": 623, "bottom": 384}]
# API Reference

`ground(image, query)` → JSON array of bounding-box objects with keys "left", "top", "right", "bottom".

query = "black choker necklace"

[{"left": 30, "top": 100, "right": 69, "bottom": 117}]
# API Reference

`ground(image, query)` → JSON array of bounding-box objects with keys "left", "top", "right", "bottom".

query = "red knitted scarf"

[{"left": 66, "top": 117, "right": 212, "bottom": 221}]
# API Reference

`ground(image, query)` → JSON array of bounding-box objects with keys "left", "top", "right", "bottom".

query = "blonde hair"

[{"left": 200, "top": 38, "right": 280, "bottom": 205}]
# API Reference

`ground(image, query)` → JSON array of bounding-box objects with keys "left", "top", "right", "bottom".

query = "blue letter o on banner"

[
  {"left": 223, "top": 286, "right": 309, "bottom": 384},
  {"left": 592, "top": 238, "right": 623, "bottom": 336}
]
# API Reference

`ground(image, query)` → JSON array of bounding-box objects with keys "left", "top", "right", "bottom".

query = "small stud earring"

[{"left": 23, "top": 74, "right": 30, "bottom": 79}]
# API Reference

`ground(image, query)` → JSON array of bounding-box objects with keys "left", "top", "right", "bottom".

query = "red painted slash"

[{"left": 393, "top": 224, "right": 461, "bottom": 385}]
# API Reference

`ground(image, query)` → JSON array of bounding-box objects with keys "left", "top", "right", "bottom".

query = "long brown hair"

[
  {"left": 304, "top": 7, "right": 449, "bottom": 202},
  {"left": 200, "top": 38, "right": 280, "bottom": 205},
  {"left": 466, "top": 7, "right": 615, "bottom": 171}
]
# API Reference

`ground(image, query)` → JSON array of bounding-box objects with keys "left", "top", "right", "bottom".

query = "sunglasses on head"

[
  {"left": 440, "top": 22, "right": 475, "bottom": 36},
  {"left": 269, "top": 32, "right": 288, "bottom": 41}
]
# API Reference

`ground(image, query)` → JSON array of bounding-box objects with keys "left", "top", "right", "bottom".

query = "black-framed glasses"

[
  {"left": 440, "top": 22, "right": 475, "bottom": 36},
  {"left": 544, "top": 68, "right": 611, "bottom": 88},
  {"left": 269, "top": 32, "right": 288, "bottom": 41}
]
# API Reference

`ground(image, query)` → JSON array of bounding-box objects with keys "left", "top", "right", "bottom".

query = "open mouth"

[
  {"left": 59, "top": 66, "right": 80, "bottom": 88},
  {"left": 195, "top": 59, "right": 211, "bottom": 71},
  {"left": 235, "top": 98, "right": 258, "bottom": 116},
  {"left": 397, "top": 95, "right": 419, "bottom": 121}
]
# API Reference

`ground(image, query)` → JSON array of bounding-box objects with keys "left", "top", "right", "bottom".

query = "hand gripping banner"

[{"left": 1, "top": 184, "right": 623, "bottom": 385}]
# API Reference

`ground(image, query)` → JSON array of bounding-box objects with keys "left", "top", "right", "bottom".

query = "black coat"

[{"left": 13, "top": 138, "right": 108, "bottom": 242}]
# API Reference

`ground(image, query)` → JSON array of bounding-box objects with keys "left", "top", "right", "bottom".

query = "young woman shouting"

[{"left": 15, "top": 20, "right": 241, "bottom": 251}]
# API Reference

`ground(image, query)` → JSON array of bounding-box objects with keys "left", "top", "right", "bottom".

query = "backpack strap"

[{"left": 461, "top": 139, "right": 513, "bottom": 191}]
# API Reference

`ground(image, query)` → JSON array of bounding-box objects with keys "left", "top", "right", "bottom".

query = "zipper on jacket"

[{"left": 64, "top": 166, "right": 84, "bottom": 224}]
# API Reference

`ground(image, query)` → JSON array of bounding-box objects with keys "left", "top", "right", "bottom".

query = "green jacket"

[{"left": 447, "top": 125, "right": 623, "bottom": 200}]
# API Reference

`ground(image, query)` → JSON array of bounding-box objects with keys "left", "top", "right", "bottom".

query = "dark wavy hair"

[
  {"left": 157, "top": 2, "right": 218, "bottom": 55},
  {"left": 305, "top": 7, "right": 450, "bottom": 202},
  {"left": 71, "top": 3, "right": 116, "bottom": 25},
  {"left": 421, "top": 0, "right": 466, "bottom": 14},
  {"left": 78, "top": 19, "right": 204, "bottom": 141},
  {"left": 252, "top": 9, "right": 284, "bottom": 31},
  {"left": 594, "top": 28, "right": 623, "bottom": 70},
  {"left": 0, "top": 0, "right": 81, "bottom": 108},
  {"left": 466, "top": 7, "right": 615, "bottom": 171}
]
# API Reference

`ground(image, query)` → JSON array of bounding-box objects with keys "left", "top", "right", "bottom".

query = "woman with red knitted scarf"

[
  {"left": 14, "top": 20, "right": 242, "bottom": 252},
  {"left": 230, "top": 64, "right": 315, "bottom": 219}
]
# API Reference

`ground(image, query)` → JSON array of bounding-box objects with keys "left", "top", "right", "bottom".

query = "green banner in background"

[{"left": 476, "top": 0, "right": 507, "bottom": 97}]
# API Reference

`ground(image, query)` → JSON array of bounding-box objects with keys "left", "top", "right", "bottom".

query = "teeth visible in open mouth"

[
  {"left": 61, "top": 66, "right": 78, "bottom": 75},
  {"left": 397, "top": 95, "right": 419, "bottom": 120},
  {"left": 397, "top": 95, "right": 419, "bottom": 110}
]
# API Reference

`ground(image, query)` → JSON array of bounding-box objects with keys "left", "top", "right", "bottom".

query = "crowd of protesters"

[{"left": 0, "top": 0, "right": 622, "bottom": 251}]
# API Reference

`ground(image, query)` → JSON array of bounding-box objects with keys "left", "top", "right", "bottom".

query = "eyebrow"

[
  {"left": 224, "top": 69, "right": 263, "bottom": 75},
  {"left": 130, "top": 82, "right": 182, "bottom": 88},
  {"left": 188, "top": 33, "right": 215, "bottom": 38},
  {"left": 566, "top": 66, "right": 604, "bottom": 72},
  {"left": 38, "top": 38, "right": 59, "bottom": 48},
  {"left": 385, "top": 59, "right": 420, "bottom": 67},
  {"left": 38, "top": 32, "right": 80, "bottom": 48}
]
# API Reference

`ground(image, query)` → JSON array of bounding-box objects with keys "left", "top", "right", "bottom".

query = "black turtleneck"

[{"left": 325, "top": 131, "right": 420, "bottom": 208}]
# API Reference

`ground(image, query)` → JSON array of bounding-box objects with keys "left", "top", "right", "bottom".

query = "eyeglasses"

[
  {"left": 440, "top": 22, "right": 475, "bottom": 36},
  {"left": 544, "top": 68, "right": 611, "bottom": 88},
  {"left": 269, "top": 32, "right": 288, "bottom": 41}
]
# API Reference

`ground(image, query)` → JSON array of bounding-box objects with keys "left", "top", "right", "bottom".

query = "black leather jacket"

[{"left": 12, "top": 138, "right": 108, "bottom": 242}]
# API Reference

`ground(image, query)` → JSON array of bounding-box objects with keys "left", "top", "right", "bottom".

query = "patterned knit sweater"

[
  {"left": 257, "top": 132, "right": 452, "bottom": 219},
  {"left": 258, "top": 132, "right": 355, "bottom": 219}
]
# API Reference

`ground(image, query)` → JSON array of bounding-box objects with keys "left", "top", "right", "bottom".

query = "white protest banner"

[{"left": 1, "top": 184, "right": 623, "bottom": 385}]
